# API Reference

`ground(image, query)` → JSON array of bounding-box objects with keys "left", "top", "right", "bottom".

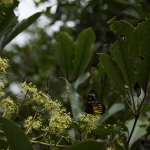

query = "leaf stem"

[
  {"left": 125, "top": 95, "right": 147, "bottom": 149},
  {"left": 125, "top": 114, "right": 139, "bottom": 149}
]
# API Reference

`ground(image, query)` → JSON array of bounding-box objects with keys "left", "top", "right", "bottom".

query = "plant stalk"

[{"left": 125, "top": 114, "right": 139, "bottom": 149}]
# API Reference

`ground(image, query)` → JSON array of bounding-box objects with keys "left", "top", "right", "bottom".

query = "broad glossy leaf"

[
  {"left": 0, "top": 116, "right": 33, "bottom": 150},
  {"left": 73, "top": 28, "right": 95, "bottom": 79},
  {"left": 56, "top": 32, "right": 74, "bottom": 78},
  {"left": 99, "top": 54, "right": 126, "bottom": 96},
  {"left": 61, "top": 78, "right": 84, "bottom": 121},
  {"left": 68, "top": 140, "right": 105, "bottom": 150},
  {"left": 0, "top": 12, "right": 42, "bottom": 50},
  {"left": 108, "top": 18, "right": 135, "bottom": 89}
]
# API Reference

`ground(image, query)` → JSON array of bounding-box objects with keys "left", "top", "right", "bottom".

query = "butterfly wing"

[
  {"left": 92, "top": 102, "right": 106, "bottom": 115},
  {"left": 85, "top": 90, "right": 105, "bottom": 115}
]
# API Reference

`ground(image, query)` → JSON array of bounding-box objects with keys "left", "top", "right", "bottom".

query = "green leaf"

[
  {"left": 117, "top": 121, "right": 128, "bottom": 133},
  {"left": 74, "top": 72, "right": 90, "bottom": 90},
  {"left": 70, "top": 122, "right": 80, "bottom": 132},
  {"left": 129, "top": 19, "right": 150, "bottom": 60},
  {"left": 102, "top": 103, "right": 124, "bottom": 121},
  {"left": 68, "top": 140, "right": 105, "bottom": 150},
  {"left": 115, "top": 142, "right": 126, "bottom": 150},
  {"left": 90, "top": 67, "right": 101, "bottom": 93},
  {"left": 134, "top": 59, "right": 150, "bottom": 93},
  {"left": 61, "top": 78, "right": 84, "bottom": 121},
  {"left": 56, "top": 32, "right": 74, "bottom": 78},
  {"left": 128, "top": 19, "right": 150, "bottom": 93},
  {"left": 109, "top": 18, "right": 135, "bottom": 89},
  {"left": 99, "top": 53, "right": 126, "bottom": 96},
  {"left": 92, "top": 125, "right": 120, "bottom": 138},
  {"left": 0, "top": 116, "right": 33, "bottom": 150},
  {"left": 0, "top": 140, "right": 9, "bottom": 149},
  {"left": 1, "top": 0, "right": 14, "bottom": 6},
  {"left": 0, "top": 1, "right": 19, "bottom": 36},
  {"left": 73, "top": 28, "right": 95, "bottom": 79},
  {"left": 115, "top": 0, "right": 135, "bottom": 5},
  {"left": 0, "top": 12, "right": 42, "bottom": 50},
  {"left": 97, "top": 63, "right": 112, "bottom": 101}
]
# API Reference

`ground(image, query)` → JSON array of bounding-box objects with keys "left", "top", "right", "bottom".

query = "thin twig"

[
  {"left": 125, "top": 114, "right": 139, "bottom": 149},
  {"left": 125, "top": 94, "right": 147, "bottom": 149},
  {"left": 25, "top": 111, "right": 38, "bottom": 134}
]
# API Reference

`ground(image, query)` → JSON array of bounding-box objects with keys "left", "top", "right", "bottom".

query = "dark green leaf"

[
  {"left": 117, "top": 121, "right": 128, "bottom": 132},
  {"left": 0, "top": 1, "right": 19, "bottom": 36},
  {"left": 68, "top": 140, "right": 105, "bottom": 150},
  {"left": 92, "top": 125, "right": 120, "bottom": 138},
  {"left": 0, "top": 12, "right": 42, "bottom": 50},
  {"left": 129, "top": 19, "right": 150, "bottom": 93},
  {"left": 56, "top": 32, "right": 74, "bottom": 78},
  {"left": 0, "top": 140, "right": 9, "bottom": 149},
  {"left": 108, "top": 18, "right": 135, "bottom": 89},
  {"left": 90, "top": 67, "right": 101, "bottom": 93},
  {"left": 115, "top": 142, "right": 126, "bottom": 150},
  {"left": 134, "top": 59, "right": 150, "bottom": 93},
  {"left": 0, "top": 116, "right": 33, "bottom": 150},
  {"left": 70, "top": 122, "right": 80, "bottom": 132},
  {"left": 100, "top": 53, "right": 126, "bottom": 96},
  {"left": 73, "top": 28, "right": 95, "bottom": 79}
]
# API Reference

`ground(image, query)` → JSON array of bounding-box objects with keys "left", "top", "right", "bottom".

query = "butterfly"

[{"left": 84, "top": 90, "right": 106, "bottom": 116}]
